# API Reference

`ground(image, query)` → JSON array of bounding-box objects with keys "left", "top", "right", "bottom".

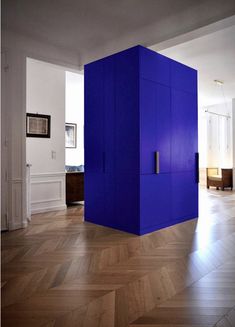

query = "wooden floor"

[{"left": 1, "top": 187, "right": 235, "bottom": 327}]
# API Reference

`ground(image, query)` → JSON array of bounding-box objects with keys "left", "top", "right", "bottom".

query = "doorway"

[{"left": 26, "top": 58, "right": 84, "bottom": 218}]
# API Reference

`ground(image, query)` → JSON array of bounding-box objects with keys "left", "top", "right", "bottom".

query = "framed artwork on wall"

[
  {"left": 65, "top": 123, "right": 77, "bottom": 148},
  {"left": 26, "top": 113, "right": 51, "bottom": 138}
]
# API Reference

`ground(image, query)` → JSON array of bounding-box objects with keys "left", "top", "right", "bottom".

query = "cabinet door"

[
  {"left": 102, "top": 58, "right": 116, "bottom": 229},
  {"left": 115, "top": 173, "right": 139, "bottom": 234},
  {"left": 171, "top": 89, "right": 198, "bottom": 172},
  {"left": 115, "top": 48, "right": 139, "bottom": 174},
  {"left": 171, "top": 60, "right": 197, "bottom": 94},
  {"left": 140, "top": 79, "right": 156, "bottom": 174},
  {"left": 140, "top": 174, "right": 171, "bottom": 233},
  {"left": 155, "top": 84, "right": 171, "bottom": 173},
  {"left": 84, "top": 172, "right": 104, "bottom": 224},
  {"left": 139, "top": 46, "right": 170, "bottom": 86},
  {"left": 171, "top": 171, "right": 198, "bottom": 221},
  {"left": 140, "top": 80, "right": 171, "bottom": 174},
  {"left": 104, "top": 173, "right": 116, "bottom": 229},
  {"left": 84, "top": 61, "right": 104, "bottom": 173},
  {"left": 103, "top": 57, "right": 115, "bottom": 173}
]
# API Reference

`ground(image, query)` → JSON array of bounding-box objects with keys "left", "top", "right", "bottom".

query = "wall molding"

[
  {"left": 9, "top": 220, "right": 28, "bottom": 231},
  {"left": 31, "top": 180, "right": 62, "bottom": 204},
  {"left": 30, "top": 171, "right": 65, "bottom": 178},
  {"left": 30, "top": 172, "right": 66, "bottom": 214},
  {"left": 31, "top": 204, "right": 67, "bottom": 214},
  {"left": 10, "top": 180, "right": 23, "bottom": 229}
]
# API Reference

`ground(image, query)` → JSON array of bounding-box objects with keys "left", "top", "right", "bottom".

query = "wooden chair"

[{"left": 207, "top": 168, "right": 233, "bottom": 190}]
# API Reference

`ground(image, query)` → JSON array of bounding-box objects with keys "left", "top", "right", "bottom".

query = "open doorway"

[
  {"left": 26, "top": 58, "right": 84, "bottom": 218},
  {"left": 65, "top": 72, "right": 84, "bottom": 206}
]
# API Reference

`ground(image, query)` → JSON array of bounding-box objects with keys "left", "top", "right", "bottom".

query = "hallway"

[{"left": 2, "top": 188, "right": 235, "bottom": 326}]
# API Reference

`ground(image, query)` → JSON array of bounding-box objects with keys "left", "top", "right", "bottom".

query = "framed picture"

[
  {"left": 26, "top": 113, "right": 51, "bottom": 138},
  {"left": 65, "top": 123, "right": 77, "bottom": 148}
]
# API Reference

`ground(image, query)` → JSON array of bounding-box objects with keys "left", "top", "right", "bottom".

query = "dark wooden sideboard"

[{"left": 66, "top": 172, "right": 84, "bottom": 204}]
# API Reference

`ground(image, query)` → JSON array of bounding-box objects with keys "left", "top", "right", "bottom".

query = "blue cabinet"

[
  {"left": 171, "top": 171, "right": 198, "bottom": 221},
  {"left": 140, "top": 174, "right": 171, "bottom": 233},
  {"left": 85, "top": 45, "right": 198, "bottom": 235},
  {"left": 140, "top": 80, "right": 171, "bottom": 174},
  {"left": 115, "top": 48, "right": 140, "bottom": 174},
  {"left": 171, "top": 88, "right": 198, "bottom": 173},
  {"left": 84, "top": 61, "right": 104, "bottom": 173}
]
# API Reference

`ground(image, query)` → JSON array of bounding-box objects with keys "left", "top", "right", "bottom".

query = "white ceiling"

[
  {"left": 153, "top": 25, "right": 235, "bottom": 107},
  {"left": 2, "top": 0, "right": 235, "bottom": 106},
  {"left": 2, "top": 0, "right": 235, "bottom": 64}
]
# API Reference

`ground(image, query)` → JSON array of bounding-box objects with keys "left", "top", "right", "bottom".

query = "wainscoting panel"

[
  {"left": 30, "top": 172, "right": 66, "bottom": 214},
  {"left": 8, "top": 179, "right": 25, "bottom": 230}
]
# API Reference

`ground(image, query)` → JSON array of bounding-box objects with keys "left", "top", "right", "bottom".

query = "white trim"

[
  {"left": 10, "top": 178, "right": 23, "bottom": 182},
  {"left": 31, "top": 204, "right": 67, "bottom": 214},
  {"left": 31, "top": 198, "right": 62, "bottom": 204},
  {"left": 31, "top": 179, "right": 63, "bottom": 185},
  {"left": 8, "top": 220, "right": 28, "bottom": 231},
  {"left": 30, "top": 171, "right": 65, "bottom": 177}
]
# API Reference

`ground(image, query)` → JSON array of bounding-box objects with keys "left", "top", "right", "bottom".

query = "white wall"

[
  {"left": 26, "top": 58, "right": 66, "bottom": 213},
  {"left": 65, "top": 72, "right": 84, "bottom": 166}
]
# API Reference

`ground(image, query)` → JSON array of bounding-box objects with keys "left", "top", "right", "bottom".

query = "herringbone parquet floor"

[{"left": 1, "top": 187, "right": 235, "bottom": 327}]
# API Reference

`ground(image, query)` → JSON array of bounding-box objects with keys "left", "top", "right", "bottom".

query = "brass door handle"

[{"left": 155, "top": 151, "right": 160, "bottom": 174}]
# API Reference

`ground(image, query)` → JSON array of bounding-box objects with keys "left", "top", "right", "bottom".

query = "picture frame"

[
  {"left": 26, "top": 113, "right": 51, "bottom": 138},
  {"left": 65, "top": 123, "right": 77, "bottom": 148}
]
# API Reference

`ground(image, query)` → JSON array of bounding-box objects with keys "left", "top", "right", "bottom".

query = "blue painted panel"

[
  {"left": 140, "top": 78, "right": 156, "bottom": 174},
  {"left": 139, "top": 46, "right": 170, "bottom": 86},
  {"left": 140, "top": 80, "right": 171, "bottom": 174},
  {"left": 115, "top": 47, "right": 140, "bottom": 174},
  {"left": 155, "top": 84, "right": 171, "bottom": 173},
  {"left": 84, "top": 61, "right": 104, "bottom": 173},
  {"left": 171, "top": 60, "right": 197, "bottom": 94},
  {"left": 171, "top": 89, "right": 198, "bottom": 172},
  {"left": 171, "top": 171, "right": 198, "bottom": 220},
  {"left": 84, "top": 172, "right": 104, "bottom": 224},
  {"left": 140, "top": 174, "right": 171, "bottom": 231},
  {"left": 103, "top": 57, "right": 115, "bottom": 173},
  {"left": 115, "top": 173, "right": 139, "bottom": 234},
  {"left": 104, "top": 173, "right": 116, "bottom": 228}
]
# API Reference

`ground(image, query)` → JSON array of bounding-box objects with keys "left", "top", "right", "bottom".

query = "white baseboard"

[
  {"left": 9, "top": 221, "right": 27, "bottom": 231},
  {"left": 31, "top": 204, "right": 67, "bottom": 214}
]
